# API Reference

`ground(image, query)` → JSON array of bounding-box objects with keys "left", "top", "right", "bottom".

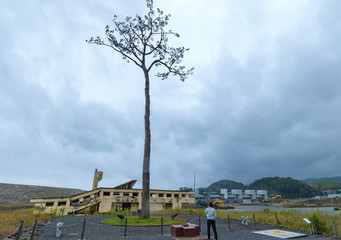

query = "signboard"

[
  {"left": 253, "top": 229, "right": 308, "bottom": 239},
  {"left": 303, "top": 218, "right": 311, "bottom": 224}
]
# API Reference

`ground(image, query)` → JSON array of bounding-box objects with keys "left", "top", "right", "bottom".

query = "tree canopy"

[
  {"left": 207, "top": 177, "right": 320, "bottom": 198},
  {"left": 207, "top": 179, "right": 247, "bottom": 193},
  {"left": 87, "top": 0, "right": 193, "bottom": 80},
  {"left": 310, "top": 181, "right": 341, "bottom": 191},
  {"left": 249, "top": 176, "right": 318, "bottom": 199}
]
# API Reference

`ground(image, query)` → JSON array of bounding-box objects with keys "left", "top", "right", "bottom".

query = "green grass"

[
  {"left": 0, "top": 208, "right": 51, "bottom": 236},
  {"left": 177, "top": 207, "right": 341, "bottom": 238},
  {"left": 0, "top": 205, "right": 32, "bottom": 208},
  {"left": 102, "top": 216, "right": 186, "bottom": 226}
]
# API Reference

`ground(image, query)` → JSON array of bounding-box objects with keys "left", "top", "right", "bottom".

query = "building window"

[
  {"left": 71, "top": 199, "right": 80, "bottom": 205},
  {"left": 123, "top": 192, "right": 130, "bottom": 196},
  {"left": 167, "top": 194, "right": 172, "bottom": 198},
  {"left": 182, "top": 194, "right": 187, "bottom": 198},
  {"left": 159, "top": 193, "right": 164, "bottom": 197},
  {"left": 113, "top": 192, "right": 120, "bottom": 196},
  {"left": 189, "top": 194, "right": 194, "bottom": 198},
  {"left": 133, "top": 193, "right": 139, "bottom": 197},
  {"left": 150, "top": 193, "right": 156, "bottom": 197},
  {"left": 58, "top": 201, "right": 66, "bottom": 206},
  {"left": 174, "top": 194, "right": 179, "bottom": 198},
  {"left": 46, "top": 202, "right": 54, "bottom": 207},
  {"left": 83, "top": 196, "right": 90, "bottom": 201},
  {"left": 103, "top": 191, "right": 110, "bottom": 196}
]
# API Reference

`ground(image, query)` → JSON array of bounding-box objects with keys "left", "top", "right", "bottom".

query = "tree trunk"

[{"left": 141, "top": 70, "right": 151, "bottom": 219}]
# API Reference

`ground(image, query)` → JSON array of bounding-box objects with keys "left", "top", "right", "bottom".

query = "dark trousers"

[{"left": 207, "top": 219, "right": 218, "bottom": 239}]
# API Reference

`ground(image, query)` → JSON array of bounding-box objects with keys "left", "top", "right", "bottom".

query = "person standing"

[{"left": 205, "top": 202, "right": 218, "bottom": 240}]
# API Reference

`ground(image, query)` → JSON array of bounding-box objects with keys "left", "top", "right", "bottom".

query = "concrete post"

[{"left": 56, "top": 222, "right": 64, "bottom": 238}]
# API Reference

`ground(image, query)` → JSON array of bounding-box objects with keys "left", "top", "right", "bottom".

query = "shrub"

[{"left": 308, "top": 211, "right": 331, "bottom": 234}]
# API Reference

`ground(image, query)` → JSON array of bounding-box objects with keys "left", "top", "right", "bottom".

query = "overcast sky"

[{"left": 1, "top": 0, "right": 341, "bottom": 191}]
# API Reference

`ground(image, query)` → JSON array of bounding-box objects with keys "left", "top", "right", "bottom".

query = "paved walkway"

[{"left": 35, "top": 214, "right": 334, "bottom": 240}]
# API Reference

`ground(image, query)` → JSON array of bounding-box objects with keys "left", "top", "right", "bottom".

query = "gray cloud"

[{"left": 1, "top": 0, "right": 340, "bottom": 190}]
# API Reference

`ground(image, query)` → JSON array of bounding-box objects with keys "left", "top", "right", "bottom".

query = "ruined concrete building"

[{"left": 30, "top": 169, "right": 195, "bottom": 215}]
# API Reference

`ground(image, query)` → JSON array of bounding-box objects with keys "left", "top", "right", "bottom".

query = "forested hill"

[
  {"left": 249, "top": 177, "right": 318, "bottom": 199},
  {"left": 310, "top": 181, "right": 341, "bottom": 190},
  {"left": 206, "top": 179, "right": 247, "bottom": 191},
  {"left": 301, "top": 176, "right": 341, "bottom": 184}
]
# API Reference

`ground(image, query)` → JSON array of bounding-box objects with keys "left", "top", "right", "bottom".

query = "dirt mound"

[{"left": 0, "top": 183, "right": 84, "bottom": 205}]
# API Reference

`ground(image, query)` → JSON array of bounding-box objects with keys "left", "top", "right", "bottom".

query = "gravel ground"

[{"left": 33, "top": 214, "right": 335, "bottom": 240}]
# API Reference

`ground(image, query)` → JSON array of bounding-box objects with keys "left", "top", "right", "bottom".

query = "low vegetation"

[
  {"left": 0, "top": 207, "right": 50, "bottom": 237},
  {"left": 1, "top": 205, "right": 340, "bottom": 238},
  {"left": 310, "top": 181, "right": 341, "bottom": 191},
  {"left": 102, "top": 216, "right": 186, "bottom": 226},
  {"left": 177, "top": 207, "right": 340, "bottom": 238}
]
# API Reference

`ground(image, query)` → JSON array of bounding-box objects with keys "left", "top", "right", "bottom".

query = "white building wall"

[
  {"left": 256, "top": 190, "right": 268, "bottom": 199},
  {"left": 220, "top": 189, "right": 228, "bottom": 199},
  {"left": 245, "top": 190, "right": 256, "bottom": 200},
  {"left": 231, "top": 189, "right": 243, "bottom": 199},
  {"left": 217, "top": 189, "right": 268, "bottom": 200}
]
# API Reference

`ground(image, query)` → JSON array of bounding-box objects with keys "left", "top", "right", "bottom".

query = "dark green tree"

[
  {"left": 249, "top": 177, "right": 318, "bottom": 198},
  {"left": 207, "top": 179, "right": 247, "bottom": 192},
  {"left": 87, "top": 0, "right": 193, "bottom": 218}
]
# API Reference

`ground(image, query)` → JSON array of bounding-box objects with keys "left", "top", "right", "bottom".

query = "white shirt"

[{"left": 205, "top": 206, "right": 216, "bottom": 220}]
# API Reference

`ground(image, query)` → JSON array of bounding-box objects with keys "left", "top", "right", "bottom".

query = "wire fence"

[
  {"left": 1, "top": 212, "right": 339, "bottom": 239},
  {"left": 228, "top": 211, "right": 339, "bottom": 238},
  {"left": 277, "top": 214, "right": 307, "bottom": 224},
  {"left": 0, "top": 219, "right": 38, "bottom": 240},
  {"left": 0, "top": 224, "right": 20, "bottom": 239},
  {"left": 264, "top": 214, "right": 275, "bottom": 221}
]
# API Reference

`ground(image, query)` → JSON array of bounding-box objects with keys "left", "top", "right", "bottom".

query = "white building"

[
  {"left": 217, "top": 189, "right": 268, "bottom": 200},
  {"left": 256, "top": 190, "right": 268, "bottom": 199}
]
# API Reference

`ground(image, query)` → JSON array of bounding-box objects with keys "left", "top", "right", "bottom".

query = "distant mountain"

[
  {"left": 301, "top": 176, "right": 341, "bottom": 184},
  {"left": 249, "top": 177, "right": 318, "bottom": 199},
  {"left": 206, "top": 179, "right": 247, "bottom": 191},
  {"left": 310, "top": 181, "right": 341, "bottom": 190},
  {"left": 205, "top": 176, "right": 340, "bottom": 198}
]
